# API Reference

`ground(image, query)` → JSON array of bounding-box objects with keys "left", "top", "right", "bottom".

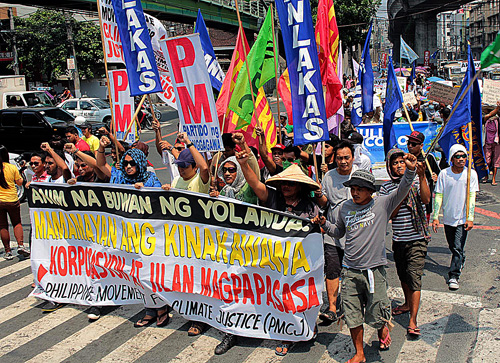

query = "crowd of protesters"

[{"left": 0, "top": 85, "right": 483, "bottom": 362}]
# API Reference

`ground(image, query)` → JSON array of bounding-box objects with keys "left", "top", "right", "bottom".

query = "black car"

[{"left": 0, "top": 107, "right": 75, "bottom": 152}]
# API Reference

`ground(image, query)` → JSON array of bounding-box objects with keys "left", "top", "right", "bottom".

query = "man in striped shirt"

[{"left": 380, "top": 148, "right": 430, "bottom": 338}]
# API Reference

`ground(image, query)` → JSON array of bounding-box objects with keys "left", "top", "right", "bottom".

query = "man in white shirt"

[
  {"left": 431, "top": 144, "right": 478, "bottom": 291},
  {"left": 347, "top": 132, "right": 372, "bottom": 171}
]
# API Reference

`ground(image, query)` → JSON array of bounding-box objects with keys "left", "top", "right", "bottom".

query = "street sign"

[
  {"left": 424, "top": 50, "right": 430, "bottom": 67},
  {"left": 67, "top": 58, "right": 75, "bottom": 70}
]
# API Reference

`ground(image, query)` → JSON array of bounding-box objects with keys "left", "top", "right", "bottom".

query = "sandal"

[
  {"left": 156, "top": 306, "right": 171, "bottom": 327},
  {"left": 392, "top": 305, "right": 410, "bottom": 316},
  {"left": 134, "top": 315, "right": 156, "bottom": 328},
  {"left": 275, "top": 341, "right": 295, "bottom": 356},
  {"left": 407, "top": 326, "right": 421, "bottom": 338},
  {"left": 188, "top": 321, "right": 205, "bottom": 336},
  {"left": 319, "top": 310, "right": 338, "bottom": 323},
  {"left": 379, "top": 326, "right": 391, "bottom": 351}
]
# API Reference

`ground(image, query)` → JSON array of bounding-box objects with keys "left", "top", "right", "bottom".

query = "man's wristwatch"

[{"left": 186, "top": 142, "right": 194, "bottom": 148}]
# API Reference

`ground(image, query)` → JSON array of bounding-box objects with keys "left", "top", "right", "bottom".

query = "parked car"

[
  {"left": 58, "top": 98, "right": 111, "bottom": 125},
  {"left": 0, "top": 107, "right": 75, "bottom": 153}
]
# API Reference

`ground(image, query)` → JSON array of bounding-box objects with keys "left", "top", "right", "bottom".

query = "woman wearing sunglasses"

[
  {"left": 210, "top": 157, "right": 257, "bottom": 205},
  {"left": 109, "top": 149, "right": 161, "bottom": 189}
]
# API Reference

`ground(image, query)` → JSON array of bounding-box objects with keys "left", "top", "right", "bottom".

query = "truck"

[{"left": 0, "top": 75, "right": 55, "bottom": 109}]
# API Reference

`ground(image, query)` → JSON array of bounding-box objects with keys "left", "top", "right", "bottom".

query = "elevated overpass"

[
  {"left": 387, "top": 0, "right": 471, "bottom": 62},
  {"left": 0, "top": 0, "right": 266, "bottom": 31}
]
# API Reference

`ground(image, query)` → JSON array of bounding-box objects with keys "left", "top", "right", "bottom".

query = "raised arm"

[
  {"left": 98, "top": 127, "right": 125, "bottom": 155},
  {"left": 256, "top": 125, "right": 277, "bottom": 174},
  {"left": 96, "top": 136, "right": 112, "bottom": 178},
  {"left": 65, "top": 143, "right": 108, "bottom": 181},
  {"left": 233, "top": 132, "right": 260, "bottom": 179},
  {"left": 41, "top": 142, "right": 72, "bottom": 181},
  {"left": 177, "top": 132, "right": 209, "bottom": 184},
  {"left": 385, "top": 153, "right": 417, "bottom": 213},
  {"left": 417, "top": 161, "right": 431, "bottom": 204},
  {"left": 236, "top": 150, "right": 268, "bottom": 203}
]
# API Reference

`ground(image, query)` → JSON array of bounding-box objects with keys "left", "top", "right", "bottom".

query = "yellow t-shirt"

[
  {"left": 83, "top": 135, "right": 100, "bottom": 153},
  {"left": 171, "top": 173, "right": 209, "bottom": 194},
  {"left": 0, "top": 163, "right": 21, "bottom": 202}
]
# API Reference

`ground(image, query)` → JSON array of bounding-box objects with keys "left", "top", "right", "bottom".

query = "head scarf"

[
  {"left": 386, "top": 148, "right": 406, "bottom": 182},
  {"left": 217, "top": 157, "right": 246, "bottom": 200},
  {"left": 112, "top": 149, "right": 152, "bottom": 185}
]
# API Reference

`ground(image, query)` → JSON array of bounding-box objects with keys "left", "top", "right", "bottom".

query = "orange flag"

[
  {"left": 278, "top": 68, "right": 293, "bottom": 124},
  {"left": 216, "top": 29, "right": 277, "bottom": 150},
  {"left": 315, "top": 0, "right": 343, "bottom": 119}
]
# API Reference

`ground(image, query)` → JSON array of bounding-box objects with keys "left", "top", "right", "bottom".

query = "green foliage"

[
  {"left": 12, "top": 10, "right": 103, "bottom": 82},
  {"left": 310, "top": 0, "right": 381, "bottom": 46}
]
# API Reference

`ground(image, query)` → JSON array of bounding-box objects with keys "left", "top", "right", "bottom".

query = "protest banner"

[
  {"left": 111, "top": 0, "right": 163, "bottom": 96},
  {"left": 424, "top": 50, "right": 430, "bottom": 67},
  {"left": 275, "top": 0, "right": 329, "bottom": 144},
  {"left": 98, "top": 0, "right": 123, "bottom": 64},
  {"left": 402, "top": 92, "right": 418, "bottom": 106},
  {"left": 428, "top": 82, "right": 459, "bottom": 105},
  {"left": 482, "top": 79, "right": 500, "bottom": 106},
  {"left": 374, "top": 77, "right": 387, "bottom": 97},
  {"left": 108, "top": 70, "right": 136, "bottom": 144},
  {"left": 396, "top": 76, "right": 406, "bottom": 93},
  {"left": 28, "top": 183, "right": 323, "bottom": 341},
  {"left": 358, "top": 121, "right": 440, "bottom": 163},
  {"left": 161, "top": 34, "right": 222, "bottom": 152}
]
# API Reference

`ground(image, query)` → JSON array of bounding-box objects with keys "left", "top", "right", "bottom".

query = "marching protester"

[
  {"left": 482, "top": 102, "right": 500, "bottom": 185},
  {"left": 279, "top": 112, "right": 293, "bottom": 146},
  {"left": 315, "top": 141, "right": 357, "bottom": 324},
  {"left": 65, "top": 144, "right": 109, "bottom": 184},
  {"left": 65, "top": 126, "right": 91, "bottom": 152},
  {"left": 312, "top": 153, "right": 418, "bottom": 363},
  {"left": 41, "top": 142, "right": 73, "bottom": 183},
  {"left": 0, "top": 145, "right": 30, "bottom": 260},
  {"left": 346, "top": 132, "right": 372, "bottom": 171},
  {"left": 431, "top": 144, "right": 478, "bottom": 291},
  {"left": 255, "top": 125, "right": 285, "bottom": 180},
  {"left": 26, "top": 152, "right": 49, "bottom": 186},
  {"left": 80, "top": 123, "right": 100, "bottom": 154},
  {"left": 380, "top": 148, "right": 431, "bottom": 338}
]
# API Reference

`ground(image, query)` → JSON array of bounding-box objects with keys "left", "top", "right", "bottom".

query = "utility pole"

[
  {"left": 64, "top": 11, "right": 81, "bottom": 98},
  {"left": 8, "top": 7, "right": 19, "bottom": 75}
]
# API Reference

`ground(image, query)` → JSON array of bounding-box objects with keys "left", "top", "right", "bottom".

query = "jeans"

[{"left": 444, "top": 224, "right": 468, "bottom": 280}]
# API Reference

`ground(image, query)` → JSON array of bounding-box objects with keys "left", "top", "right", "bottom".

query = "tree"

[{"left": 11, "top": 10, "right": 103, "bottom": 82}]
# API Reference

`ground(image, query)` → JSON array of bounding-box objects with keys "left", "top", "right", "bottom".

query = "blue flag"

[
  {"left": 438, "top": 45, "right": 488, "bottom": 180},
  {"left": 383, "top": 57, "right": 404, "bottom": 156},
  {"left": 400, "top": 36, "right": 419, "bottom": 64},
  {"left": 409, "top": 61, "right": 416, "bottom": 84},
  {"left": 195, "top": 10, "right": 225, "bottom": 91},
  {"left": 351, "top": 24, "right": 374, "bottom": 126},
  {"left": 430, "top": 50, "right": 439, "bottom": 59},
  {"left": 275, "top": 0, "right": 328, "bottom": 145},
  {"left": 111, "top": 0, "right": 163, "bottom": 96}
]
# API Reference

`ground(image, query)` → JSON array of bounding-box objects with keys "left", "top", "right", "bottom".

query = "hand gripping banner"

[{"left": 28, "top": 183, "right": 324, "bottom": 341}]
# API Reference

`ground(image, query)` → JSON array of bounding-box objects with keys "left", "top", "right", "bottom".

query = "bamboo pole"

[
  {"left": 401, "top": 102, "right": 432, "bottom": 173},
  {"left": 312, "top": 143, "right": 320, "bottom": 182},
  {"left": 123, "top": 94, "right": 147, "bottom": 140},
  {"left": 466, "top": 121, "right": 473, "bottom": 218},
  {"left": 270, "top": 3, "right": 282, "bottom": 145},
  {"left": 96, "top": 0, "right": 119, "bottom": 162}
]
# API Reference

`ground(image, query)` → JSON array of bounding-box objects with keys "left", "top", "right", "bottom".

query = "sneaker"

[
  {"left": 3, "top": 251, "right": 13, "bottom": 260},
  {"left": 87, "top": 307, "right": 101, "bottom": 321},
  {"left": 42, "top": 301, "right": 64, "bottom": 313},
  {"left": 18, "top": 246, "right": 30, "bottom": 258},
  {"left": 214, "top": 333, "right": 237, "bottom": 355},
  {"left": 448, "top": 278, "right": 459, "bottom": 290}
]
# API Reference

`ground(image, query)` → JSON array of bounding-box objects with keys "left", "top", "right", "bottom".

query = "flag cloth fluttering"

[
  {"left": 351, "top": 24, "right": 374, "bottom": 126},
  {"left": 481, "top": 31, "right": 500, "bottom": 69},
  {"left": 228, "top": 9, "right": 276, "bottom": 128},
  {"left": 410, "top": 61, "right": 416, "bottom": 84},
  {"left": 400, "top": 36, "right": 419, "bottom": 64},
  {"left": 383, "top": 56, "right": 404, "bottom": 156},
  {"left": 315, "top": 0, "right": 343, "bottom": 119},
  {"left": 278, "top": 68, "right": 293, "bottom": 124},
  {"left": 439, "top": 45, "right": 488, "bottom": 180}
]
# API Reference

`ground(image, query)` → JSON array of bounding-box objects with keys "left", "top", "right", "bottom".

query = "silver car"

[{"left": 58, "top": 98, "right": 111, "bottom": 125}]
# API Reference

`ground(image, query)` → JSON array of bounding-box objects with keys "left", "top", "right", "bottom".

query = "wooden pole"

[
  {"left": 123, "top": 94, "right": 147, "bottom": 139},
  {"left": 96, "top": 0, "right": 119, "bottom": 161},
  {"left": 270, "top": 4, "right": 282, "bottom": 145},
  {"left": 233, "top": 0, "right": 259, "bottom": 128},
  {"left": 466, "top": 121, "right": 473, "bottom": 218},
  {"left": 401, "top": 102, "right": 432, "bottom": 173},
  {"left": 312, "top": 143, "right": 320, "bottom": 182}
]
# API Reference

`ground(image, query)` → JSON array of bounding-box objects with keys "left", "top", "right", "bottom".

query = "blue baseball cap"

[{"left": 173, "top": 149, "right": 195, "bottom": 168}]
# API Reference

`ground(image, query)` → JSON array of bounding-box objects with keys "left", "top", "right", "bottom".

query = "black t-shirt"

[{"left": 417, "top": 153, "right": 441, "bottom": 214}]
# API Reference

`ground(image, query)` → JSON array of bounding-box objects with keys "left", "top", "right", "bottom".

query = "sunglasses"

[
  {"left": 222, "top": 167, "right": 237, "bottom": 173},
  {"left": 174, "top": 146, "right": 184, "bottom": 151},
  {"left": 77, "top": 163, "right": 88, "bottom": 169},
  {"left": 453, "top": 154, "right": 467, "bottom": 159},
  {"left": 29, "top": 161, "right": 40, "bottom": 166},
  {"left": 122, "top": 160, "right": 137, "bottom": 167},
  {"left": 46, "top": 161, "right": 54, "bottom": 165},
  {"left": 408, "top": 142, "right": 422, "bottom": 147}
]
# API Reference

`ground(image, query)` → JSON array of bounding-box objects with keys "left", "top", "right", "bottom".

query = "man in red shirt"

[{"left": 65, "top": 126, "right": 90, "bottom": 152}]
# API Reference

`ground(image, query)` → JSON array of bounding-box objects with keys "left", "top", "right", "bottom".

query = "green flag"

[
  {"left": 228, "top": 9, "right": 276, "bottom": 127},
  {"left": 481, "top": 31, "right": 500, "bottom": 69}
]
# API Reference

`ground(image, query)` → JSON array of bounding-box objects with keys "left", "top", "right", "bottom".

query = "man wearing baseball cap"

[{"left": 313, "top": 153, "right": 419, "bottom": 363}]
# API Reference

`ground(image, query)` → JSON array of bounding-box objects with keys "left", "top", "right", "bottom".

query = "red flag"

[
  {"left": 315, "top": 0, "right": 343, "bottom": 118},
  {"left": 278, "top": 68, "right": 293, "bottom": 124}
]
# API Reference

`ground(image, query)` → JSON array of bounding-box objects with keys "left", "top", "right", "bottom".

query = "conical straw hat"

[{"left": 265, "top": 164, "right": 320, "bottom": 191}]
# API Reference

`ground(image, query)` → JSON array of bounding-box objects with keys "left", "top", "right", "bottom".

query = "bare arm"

[
  {"left": 236, "top": 151, "right": 268, "bottom": 203},
  {"left": 41, "top": 142, "right": 72, "bottom": 181},
  {"left": 233, "top": 132, "right": 260, "bottom": 179},
  {"left": 177, "top": 132, "right": 209, "bottom": 184},
  {"left": 256, "top": 126, "right": 276, "bottom": 174},
  {"left": 96, "top": 136, "right": 112, "bottom": 178},
  {"left": 417, "top": 162, "right": 431, "bottom": 204},
  {"left": 484, "top": 101, "right": 500, "bottom": 121}
]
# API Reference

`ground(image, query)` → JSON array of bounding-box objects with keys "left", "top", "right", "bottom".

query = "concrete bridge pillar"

[{"left": 414, "top": 13, "right": 437, "bottom": 61}]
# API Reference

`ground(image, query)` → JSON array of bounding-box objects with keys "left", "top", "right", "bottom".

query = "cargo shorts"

[
  {"left": 341, "top": 265, "right": 391, "bottom": 330},
  {"left": 393, "top": 239, "right": 428, "bottom": 291}
]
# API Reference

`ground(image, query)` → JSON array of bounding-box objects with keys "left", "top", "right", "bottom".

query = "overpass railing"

[{"left": 202, "top": 0, "right": 267, "bottom": 19}]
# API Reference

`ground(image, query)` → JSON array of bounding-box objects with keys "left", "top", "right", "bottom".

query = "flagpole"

[
  {"left": 96, "top": 0, "right": 119, "bottom": 160},
  {"left": 466, "top": 121, "right": 473, "bottom": 218},
  {"left": 270, "top": 3, "right": 282, "bottom": 145},
  {"left": 123, "top": 94, "right": 147, "bottom": 140},
  {"left": 401, "top": 103, "right": 432, "bottom": 173},
  {"left": 233, "top": 0, "right": 260, "bottom": 128},
  {"left": 424, "top": 71, "right": 481, "bottom": 159}
]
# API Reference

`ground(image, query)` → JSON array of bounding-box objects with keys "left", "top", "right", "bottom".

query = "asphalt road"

[{"left": 0, "top": 105, "right": 499, "bottom": 362}]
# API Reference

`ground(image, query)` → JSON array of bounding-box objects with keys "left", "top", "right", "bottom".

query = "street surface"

[{"left": 0, "top": 105, "right": 499, "bottom": 362}]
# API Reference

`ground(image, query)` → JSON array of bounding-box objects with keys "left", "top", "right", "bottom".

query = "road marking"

[
  {"left": 25, "top": 305, "right": 142, "bottom": 363},
  {"left": 436, "top": 223, "right": 500, "bottom": 231},
  {"left": 98, "top": 314, "right": 186, "bottom": 363},
  {"left": 388, "top": 287, "right": 482, "bottom": 308},
  {"left": 0, "top": 296, "right": 39, "bottom": 325},
  {"left": 0, "top": 274, "right": 32, "bottom": 299},
  {"left": 0, "top": 305, "right": 83, "bottom": 358},
  {"left": 475, "top": 207, "right": 500, "bottom": 220},
  {"left": 169, "top": 328, "right": 221, "bottom": 363},
  {"left": 0, "top": 259, "right": 31, "bottom": 279},
  {"left": 471, "top": 307, "right": 500, "bottom": 362}
]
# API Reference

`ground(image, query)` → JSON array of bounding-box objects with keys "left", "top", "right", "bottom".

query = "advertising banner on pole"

[
  {"left": 29, "top": 183, "right": 324, "bottom": 341},
  {"left": 424, "top": 50, "right": 430, "bottom": 67},
  {"left": 108, "top": 70, "right": 136, "bottom": 144},
  {"left": 275, "top": 0, "right": 329, "bottom": 145},
  {"left": 111, "top": 0, "right": 163, "bottom": 96},
  {"left": 161, "top": 34, "right": 222, "bottom": 152}
]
